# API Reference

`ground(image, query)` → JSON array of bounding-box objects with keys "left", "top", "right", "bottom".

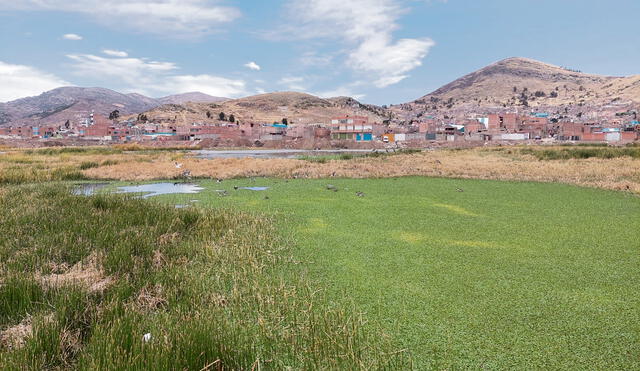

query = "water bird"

[
  {"left": 233, "top": 186, "right": 239, "bottom": 190},
  {"left": 456, "top": 188, "right": 464, "bottom": 192},
  {"left": 356, "top": 191, "right": 365, "bottom": 197},
  {"left": 326, "top": 184, "right": 337, "bottom": 191},
  {"left": 174, "top": 162, "right": 183, "bottom": 169}
]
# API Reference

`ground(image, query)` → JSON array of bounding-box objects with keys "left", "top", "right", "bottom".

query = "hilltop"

[
  {"left": 0, "top": 88, "right": 228, "bottom": 127},
  {"left": 0, "top": 87, "right": 160, "bottom": 126},
  {"left": 395, "top": 57, "right": 640, "bottom": 120},
  {"left": 136, "top": 92, "right": 391, "bottom": 125}
]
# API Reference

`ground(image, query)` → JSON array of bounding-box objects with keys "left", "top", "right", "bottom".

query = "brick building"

[{"left": 330, "top": 115, "right": 373, "bottom": 141}]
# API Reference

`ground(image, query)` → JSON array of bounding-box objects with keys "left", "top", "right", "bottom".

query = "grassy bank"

[
  {"left": 298, "top": 149, "right": 422, "bottom": 163},
  {"left": 0, "top": 184, "right": 405, "bottom": 369},
  {"left": 2, "top": 145, "right": 639, "bottom": 192},
  {"left": 156, "top": 177, "right": 640, "bottom": 369},
  {"left": 518, "top": 146, "right": 640, "bottom": 160}
]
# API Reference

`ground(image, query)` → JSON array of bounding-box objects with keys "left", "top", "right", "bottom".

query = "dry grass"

[
  {"left": 1, "top": 146, "right": 638, "bottom": 193},
  {"left": 0, "top": 314, "right": 58, "bottom": 351},
  {"left": 0, "top": 316, "right": 33, "bottom": 350},
  {"left": 38, "top": 252, "right": 113, "bottom": 293},
  {"left": 78, "top": 148, "right": 640, "bottom": 193}
]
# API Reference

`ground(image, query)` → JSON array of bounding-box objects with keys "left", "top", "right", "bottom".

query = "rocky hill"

[
  {"left": 0, "top": 87, "right": 161, "bottom": 126},
  {"left": 4, "top": 58, "right": 637, "bottom": 128},
  {"left": 136, "top": 92, "right": 391, "bottom": 125},
  {"left": 395, "top": 57, "right": 640, "bottom": 120},
  {"left": 0, "top": 88, "right": 231, "bottom": 127}
]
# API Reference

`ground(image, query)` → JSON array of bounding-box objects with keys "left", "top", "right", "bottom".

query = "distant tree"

[
  {"left": 229, "top": 114, "right": 235, "bottom": 123},
  {"left": 534, "top": 91, "right": 546, "bottom": 98},
  {"left": 109, "top": 110, "right": 120, "bottom": 120},
  {"left": 219, "top": 112, "right": 226, "bottom": 121},
  {"left": 282, "top": 118, "right": 288, "bottom": 125},
  {"left": 64, "top": 120, "right": 70, "bottom": 129},
  {"left": 137, "top": 113, "right": 148, "bottom": 122},
  {"left": 550, "top": 91, "right": 558, "bottom": 98},
  {"left": 206, "top": 111, "right": 211, "bottom": 119},
  {"left": 513, "top": 86, "right": 517, "bottom": 93}
]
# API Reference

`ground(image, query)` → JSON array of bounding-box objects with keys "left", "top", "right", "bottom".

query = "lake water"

[
  {"left": 74, "top": 182, "right": 205, "bottom": 198},
  {"left": 117, "top": 183, "right": 204, "bottom": 198},
  {"left": 240, "top": 187, "right": 270, "bottom": 191},
  {"left": 72, "top": 183, "right": 110, "bottom": 196}
]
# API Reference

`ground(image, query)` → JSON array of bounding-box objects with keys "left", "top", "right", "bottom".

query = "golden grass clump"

[
  {"left": 2, "top": 145, "right": 639, "bottom": 193},
  {"left": 79, "top": 148, "right": 640, "bottom": 193}
]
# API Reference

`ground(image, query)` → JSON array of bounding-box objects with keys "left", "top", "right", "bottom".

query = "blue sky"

[{"left": 1, "top": 0, "right": 639, "bottom": 104}]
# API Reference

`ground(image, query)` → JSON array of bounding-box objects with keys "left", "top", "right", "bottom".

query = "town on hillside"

[{"left": 1, "top": 108, "right": 638, "bottom": 147}]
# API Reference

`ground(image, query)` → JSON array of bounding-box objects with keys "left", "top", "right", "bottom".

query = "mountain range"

[
  {"left": 0, "top": 87, "right": 226, "bottom": 126},
  {"left": 1, "top": 57, "right": 638, "bottom": 127}
]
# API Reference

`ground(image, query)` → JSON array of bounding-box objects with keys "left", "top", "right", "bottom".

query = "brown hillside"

[
  {"left": 411, "top": 57, "right": 640, "bottom": 110},
  {"left": 136, "top": 92, "right": 391, "bottom": 125}
]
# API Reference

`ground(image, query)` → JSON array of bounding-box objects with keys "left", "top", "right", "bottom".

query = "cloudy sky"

[{"left": 1, "top": 0, "right": 639, "bottom": 104}]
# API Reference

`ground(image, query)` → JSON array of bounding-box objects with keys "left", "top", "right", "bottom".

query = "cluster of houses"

[{"left": 1, "top": 111, "right": 638, "bottom": 146}]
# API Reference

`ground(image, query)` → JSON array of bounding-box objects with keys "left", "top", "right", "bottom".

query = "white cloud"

[
  {"left": 155, "top": 75, "right": 247, "bottom": 98},
  {"left": 103, "top": 49, "right": 128, "bottom": 57},
  {"left": 66, "top": 53, "right": 247, "bottom": 98},
  {"left": 67, "top": 54, "right": 177, "bottom": 88},
  {"left": 315, "top": 86, "right": 365, "bottom": 100},
  {"left": 0, "top": 61, "right": 68, "bottom": 102},
  {"left": 244, "top": 61, "right": 261, "bottom": 71},
  {"left": 1, "top": 1, "right": 241, "bottom": 37},
  {"left": 278, "top": 76, "right": 306, "bottom": 91},
  {"left": 62, "top": 33, "right": 83, "bottom": 40},
  {"left": 284, "top": 0, "right": 434, "bottom": 87},
  {"left": 349, "top": 35, "right": 434, "bottom": 88}
]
